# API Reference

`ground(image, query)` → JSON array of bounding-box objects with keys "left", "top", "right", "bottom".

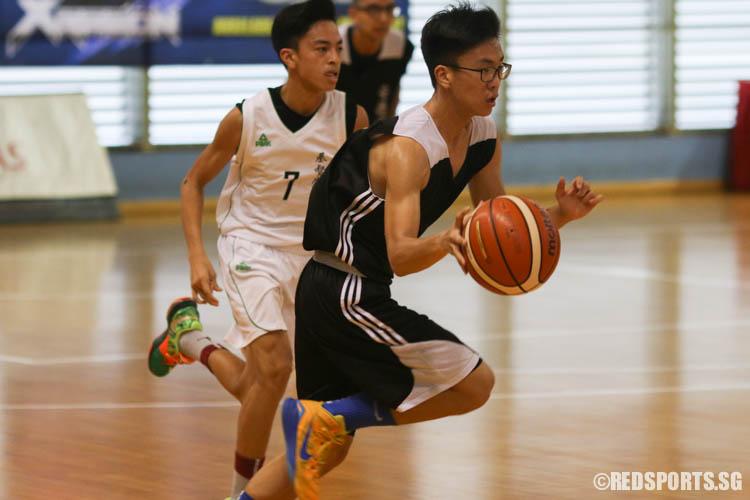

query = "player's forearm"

[
  {"left": 180, "top": 178, "right": 208, "bottom": 260},
  {"left": 387, "top": 233, "right": 448, "bottom": 276}
]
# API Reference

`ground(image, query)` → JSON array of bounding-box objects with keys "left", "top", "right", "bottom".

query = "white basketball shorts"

[{"left": 217, "top": 234, "right": 310, "bottom": 349}]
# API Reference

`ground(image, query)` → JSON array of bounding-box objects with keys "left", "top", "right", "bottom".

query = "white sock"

[
  {"left": 232, "top": 471, "right": 250, "bottom": 499},
  {"left": 177, "top": 330, "right": 215, "bottom": 360}
]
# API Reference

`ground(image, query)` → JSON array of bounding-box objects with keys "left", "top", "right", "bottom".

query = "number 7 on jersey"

[{"left": 282, "top": 171, "right": 300, "bottom": 200}]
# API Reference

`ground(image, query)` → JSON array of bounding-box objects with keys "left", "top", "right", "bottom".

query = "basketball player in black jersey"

[
  {"left": 336, "top": 0, "right": 414, "bottom": 121},
  {"left": 239, "top": 4, "right": 603, "bottom": 500}
]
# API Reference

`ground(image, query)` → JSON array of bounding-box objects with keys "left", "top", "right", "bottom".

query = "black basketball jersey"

[
  {"left": 303, "top": 106, "right": 497, "bottom": 284},
  {"left": 336, "top": 25, "right": 414, "bottom": 122}
]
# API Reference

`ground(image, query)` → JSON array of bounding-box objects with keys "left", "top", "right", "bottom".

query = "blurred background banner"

[
  {"left": 0, "top": 93, "right": 119, "bottom": 222},
  {"left": 0, "top": 93, "right": 117, "bottom": 199},
  {"left": 0, "top": 0, "right": 410, "bottom": 66}
]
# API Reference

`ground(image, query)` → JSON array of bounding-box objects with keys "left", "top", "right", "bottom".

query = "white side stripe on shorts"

[
  {"left": 349, "top": 275, "right": 406, "bottom": 344},
  {"left": 351, "top": 276, "right": 406, "bottom": 343},
  {"left": 339, "top": 274, "right": 405, "bottom": 345},
  {"left": 340, "top": 274, "right": 389, "bottom": 344}
]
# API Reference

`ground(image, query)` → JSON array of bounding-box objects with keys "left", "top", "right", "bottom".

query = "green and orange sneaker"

[
  {"left": 147, "top": 297, "right": 202, "bottom": 377},
  {"left": 282, "top": 398, "right": 348, "bottom": 500}
]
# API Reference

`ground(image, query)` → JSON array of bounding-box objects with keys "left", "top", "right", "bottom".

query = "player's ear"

[
  {"left": 279, "top": 48, "right": 297, "bottom": 70},
  {"left": 434, "top": 65, "right": 452, "bottom": 89}
]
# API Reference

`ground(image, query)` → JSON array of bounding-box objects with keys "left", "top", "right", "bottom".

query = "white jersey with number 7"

[{"left": 216, "top": 89, "right": 348, "bottom": 255}]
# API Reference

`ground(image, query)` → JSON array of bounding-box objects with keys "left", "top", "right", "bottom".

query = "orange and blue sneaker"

[
  {"left": 147, "top": 297, "right": 202, "bottom": 377},
  {"left": 282, "top": 398, "right": 348, "bottom": 500}
]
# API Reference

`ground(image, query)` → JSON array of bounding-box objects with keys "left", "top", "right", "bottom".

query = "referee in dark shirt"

[{"left": 337, "top": 0, "right": 414, "bottom": 121}]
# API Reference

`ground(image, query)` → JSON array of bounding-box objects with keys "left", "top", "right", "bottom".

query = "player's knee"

[
  {"left": 471, "top": 362, "right": 495, "bottom": 409},
  {"left": 248, "top": 331, "right": 293, "bottom": 389},
  {"left": 457, "top": 361, "right": 495, "bottom": 413},
  {"left": 257, "top": 353, "right": 293, "bottom": 389}
]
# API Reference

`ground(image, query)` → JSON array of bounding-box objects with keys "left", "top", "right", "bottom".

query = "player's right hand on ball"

[{"left": 189, "top": 255, "right": 223, "bottom": 306}]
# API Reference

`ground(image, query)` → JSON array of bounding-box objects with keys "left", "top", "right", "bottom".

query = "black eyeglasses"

[
  {"left": 355, "top": 3, "right": 401, "bottom": 17},
  {"left": 447, "top": 63, "right": 512, "bottom": 82}
]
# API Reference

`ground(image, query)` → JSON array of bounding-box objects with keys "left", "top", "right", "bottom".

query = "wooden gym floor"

[{"left": 1, "top": 192, "right": 749, "bottom": 499}]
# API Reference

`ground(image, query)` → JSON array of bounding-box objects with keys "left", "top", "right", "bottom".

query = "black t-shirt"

[
  {"left": 236, "top": 87, "right": 357, "bottom": 135},
  {"left": 336, "top": 26, "right": 414, "bottom": 123}
]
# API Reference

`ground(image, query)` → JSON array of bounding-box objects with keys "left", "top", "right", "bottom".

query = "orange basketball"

[{"left": 463, "top": 195, "right": 561, "bottom": 295}]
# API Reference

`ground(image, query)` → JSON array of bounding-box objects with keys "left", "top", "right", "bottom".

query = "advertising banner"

[{"left": 1, "top": 0, "right": 409, "bottom": 65}]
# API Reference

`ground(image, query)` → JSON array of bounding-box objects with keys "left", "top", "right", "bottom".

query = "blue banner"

[{"left": 1, "top": 0, "right": 409, "bottom": 66}]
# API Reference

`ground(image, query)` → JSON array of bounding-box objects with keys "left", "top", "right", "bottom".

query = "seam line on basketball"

[
  {"left": 510, "top": 196, "right": 543, "bottom": 291},
  {"left": 464, "top": 203, "right": 525, "bottom": 294},
  {"left": 488, "top": 196, "right": 526, "bottom": 292}
]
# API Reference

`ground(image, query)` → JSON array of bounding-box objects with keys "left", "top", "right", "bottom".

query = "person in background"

[{"left": 336, "top": 0, "right": 414, "bottom": 121}]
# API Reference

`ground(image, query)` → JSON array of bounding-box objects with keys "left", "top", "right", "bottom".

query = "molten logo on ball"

[{"left": 463, "top": 195, "right": 561, "bottom": 295}]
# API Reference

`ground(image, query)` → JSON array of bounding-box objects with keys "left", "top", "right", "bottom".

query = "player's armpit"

[{"left": 468, "top": 140, "right": 504, "bottom": 206}]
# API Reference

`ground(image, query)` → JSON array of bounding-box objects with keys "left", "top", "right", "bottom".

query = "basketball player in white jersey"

[
  {"left": 235, "top": 4, "right": 602, "bottom": 500},
  {"left": 146, "top": 0, "right": 368, "bottom": 497}
]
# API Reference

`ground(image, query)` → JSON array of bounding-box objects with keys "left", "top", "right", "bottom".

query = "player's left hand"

[{"left": 555, "top": 176, "right": 603, "bottom": 223}]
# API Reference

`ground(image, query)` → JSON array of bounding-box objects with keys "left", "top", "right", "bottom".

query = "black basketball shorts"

[{"left": 294, "top": 259, "right": 481, "bottom": 411}]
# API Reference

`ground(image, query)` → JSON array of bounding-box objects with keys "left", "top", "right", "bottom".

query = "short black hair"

[
  {"left": 271, "top": 0, "right": 337, "bottom": 59},
  {"left": 421, "top": 2, "right": 501, "bottom": 88}
]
